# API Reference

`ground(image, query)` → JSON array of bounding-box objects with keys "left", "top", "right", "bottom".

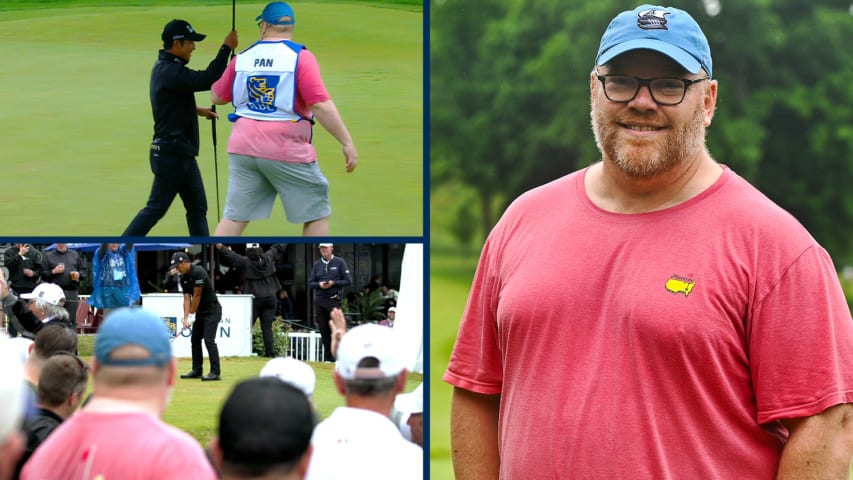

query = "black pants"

[
  {"left": 190, "top": 304, "right": 221, "bottom": 375},
  {"left": 123, "top": 148, "right": 209, "bottom": 236},
  {"left": 315, "top": 296, "right": 341, "bottom": 361},
  {"left": 63, "top": 290, "right": 79, "bottom": 329},
  {"left": 253, "top": 295, "right": 278, "bottom": 357}
]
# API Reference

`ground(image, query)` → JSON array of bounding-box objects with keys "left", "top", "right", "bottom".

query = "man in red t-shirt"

[{"left": 444, "top": 5, "right": 853, "bottom": 479}]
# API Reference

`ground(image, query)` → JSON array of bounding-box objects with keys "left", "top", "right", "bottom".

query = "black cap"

[
  {"left": 169, "top": 252, "right": 191, "bottom": 269},
  {"left": 161, "top": 19, "right": 207, "bottom": 43},
  {"left": 219, "top": 377, "right": 315, "bottom": 466}
]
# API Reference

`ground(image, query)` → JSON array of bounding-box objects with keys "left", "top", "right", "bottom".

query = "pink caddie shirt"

[
  {"left": 212, "top": 46, "right": 330, "bottom": 163},
  {"left": 21, "top": 410, "right": 217, "bottom": 480},
  {"left": 444, "top": 166, "right": 853, "bottom": 479}
]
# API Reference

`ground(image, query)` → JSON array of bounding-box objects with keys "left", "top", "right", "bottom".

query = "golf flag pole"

[
  {"left": 231, "top": 0, "right": 237, "bottom": 59},
  {"left": 211, "top": 105, "right": 221, "bottom": 222},
  {"left": 208, "top": 0, "right": 237, "bottom": 224}
]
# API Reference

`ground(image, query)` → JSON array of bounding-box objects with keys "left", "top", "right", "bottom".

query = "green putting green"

[{"left": 0, "top": 1, "right": 422, "bottom": 236}]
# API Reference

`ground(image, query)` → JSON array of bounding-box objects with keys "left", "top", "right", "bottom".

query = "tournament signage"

[{"left": 141, "top": 293, "right": 254, "bottom": 358}]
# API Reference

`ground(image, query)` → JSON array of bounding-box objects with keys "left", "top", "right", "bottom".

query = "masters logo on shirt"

[{"left": 665, "top": 274, "right": 695, "bottom": 297}]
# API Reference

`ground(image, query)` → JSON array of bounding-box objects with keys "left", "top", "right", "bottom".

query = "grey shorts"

[{"left": 223, "top": 154, "right": 331, "bottom": 224}]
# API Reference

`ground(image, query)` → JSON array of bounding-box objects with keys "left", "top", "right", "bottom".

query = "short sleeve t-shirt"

[
  {"left": 444, "top": 166, "right": 853, "bottom": 479},
  {"left": 179, "top": 264, "right": 218, "bottom": 311}
]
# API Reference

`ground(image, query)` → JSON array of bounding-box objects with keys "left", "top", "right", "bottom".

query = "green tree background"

[{"left": 431, "top": 0, "right": 853, "bottom": 267}]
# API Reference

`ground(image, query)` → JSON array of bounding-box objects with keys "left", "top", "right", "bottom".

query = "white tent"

[{"left": 394, "top": 243, "right": 423, "bottom": 373}]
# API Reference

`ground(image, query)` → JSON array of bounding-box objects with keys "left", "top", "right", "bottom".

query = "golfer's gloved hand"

[{"left": 188, "top": 313, "right": 196, "bottom": 326}]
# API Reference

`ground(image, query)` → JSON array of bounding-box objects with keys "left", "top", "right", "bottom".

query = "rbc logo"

[{"left": 247, "top": 75, "right": 279, "bottom": 113}]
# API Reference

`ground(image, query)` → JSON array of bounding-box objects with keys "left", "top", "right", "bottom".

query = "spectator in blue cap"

[
  {"left": 21, "top": 308, "right": 218, "bottom": 479},
  {"left": 211, "top": 1, "right": 358, "bottom": 237},
  {"left": 445, "top": 4, "right": 853, "bottom": 479}
]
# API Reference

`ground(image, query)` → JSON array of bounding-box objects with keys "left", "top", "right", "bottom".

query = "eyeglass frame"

[{"left": 594, "top": 69, "right": 710, "bottom": 106}]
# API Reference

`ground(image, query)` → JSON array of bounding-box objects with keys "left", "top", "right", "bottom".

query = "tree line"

[{"left": 431, "top": 0, "right": 853, "bottom": 266}]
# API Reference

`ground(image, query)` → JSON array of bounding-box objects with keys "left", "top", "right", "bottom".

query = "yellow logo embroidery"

[{"left": 665, "top": 274, "right": 695, "bottom": 297}]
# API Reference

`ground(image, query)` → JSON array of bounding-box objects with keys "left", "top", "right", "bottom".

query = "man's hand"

[
  {"left": 22, "top": 268, "right": 34, "bottom": 278},
  {"left": 329, "top": 307, "right": 348, "bottom": 359},
  {"left": 223, "top": 30, "right": 239, "bottom": 51},
  {"left": 183, "top": 313, "right": 196, "bottom": 330},
  {"left": 197, "top": 107, "right": 219, "bottom": 120},
  {"left": 343, "top": 143, "right": 358, "bottom": 173},
  {"left": 0, "top": 268, "right": 9, "bottom": 298}
]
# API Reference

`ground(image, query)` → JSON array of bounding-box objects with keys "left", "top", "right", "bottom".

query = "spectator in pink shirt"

[{"left": 211, "top": 1, "right": 358, "bottom": 237}]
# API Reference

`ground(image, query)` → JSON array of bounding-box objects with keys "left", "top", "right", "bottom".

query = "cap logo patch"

[{"left": 637, "top": 9, "right": 670, "bottom": 31}]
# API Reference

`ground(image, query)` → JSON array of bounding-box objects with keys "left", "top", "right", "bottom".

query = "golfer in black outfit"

[
  {"left": 308, "top": 243, "right": 352, "bottom": 361},
  {"left": 123, "top": 20, "right": 238, "bottom": 236},
  {"left": 172, "top": 252, "right": 222, "bottom": 381}
]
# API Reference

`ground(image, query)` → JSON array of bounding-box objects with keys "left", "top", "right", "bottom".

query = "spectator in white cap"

[
  {"left": 305, "top": 324, "right": 422, "bottom": 480},
  {"left": 391, "top": 382, "right": 423, "bottom": 447},
  {"left": 0, "top": 334, "right": 26, "bottom": 480},
  {"left": 259, "top": 357, "right": 316, "bottom": 401},
  {"left": 0, "top": 269, "right": 74, "bottom": 337},
  {"left": 259, "top": 356, "right": 322, "bottom": 428},
  {"left": 21, "top": 308, "right": 217, "bottom": 480},
  {"left": 378, "top": 306, "right": 395, "bottom": 328}
]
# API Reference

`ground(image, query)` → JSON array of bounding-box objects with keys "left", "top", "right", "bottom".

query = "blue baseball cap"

[
  {"left": 95, "top": 308, "right": 172, "bottom": 367},
  {"left": 256, "top": 2, "right": 296, "bottom": 26},
  {"left": 596, "top": 5, "right": 712, "bottom": 78}
]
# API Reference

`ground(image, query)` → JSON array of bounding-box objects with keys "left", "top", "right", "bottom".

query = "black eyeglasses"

[{"left": 595, "top": 70, "right": 709, "bottom": 106}]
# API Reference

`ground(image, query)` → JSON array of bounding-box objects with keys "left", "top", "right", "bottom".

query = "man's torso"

[{"left": 445, "top": 167, "right": 853, "bottom": 479}]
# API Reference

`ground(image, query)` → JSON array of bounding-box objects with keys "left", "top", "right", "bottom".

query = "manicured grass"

[
  {"left": 77, "top": 334, "right": 423, "bottom": 447},
  {"left": 0, "top": 1, "right": 422, "bottom": 236}
]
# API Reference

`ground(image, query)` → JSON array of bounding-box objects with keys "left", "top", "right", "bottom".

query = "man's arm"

[
  {"left": 172, "top": 30, "right": 239, "bottom": 92},
  {"left": 266, "top": 244, "right": 287, "bottom": 264},
  {"left": 450, "top": 387, "right": 501, "bottom": 480},
  {"left": 777, "top": 403, "right": 853, "bottom": 479},
  {"left": 77, "top": 252, "right": 88, "bottom": 281},
  {"left": 329, "top": 307, "right": 347, "bottom": 358},
  {"left": 334, "top": 259, "right": 352, "bottom": 288},
  {"left": 4, "top": 246, "right": 21, "bottom": 269},
  {"left": 182, "top": 292, "right": 192, "bottom": 329},
  {"left": 29, "top": 248, "right": 46, "bottom": 278},
  {"left": 307, "top": 263, "right": 321, "bottom": 289},
  {"left": 189, "top": 286, "right": 203, "bottom": 314},
  {"left": 309, "top": 99, "right": 358, "bottom": 173},
  {"left": 215, "top": 244, "right": 246, "bottom": 268}
]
